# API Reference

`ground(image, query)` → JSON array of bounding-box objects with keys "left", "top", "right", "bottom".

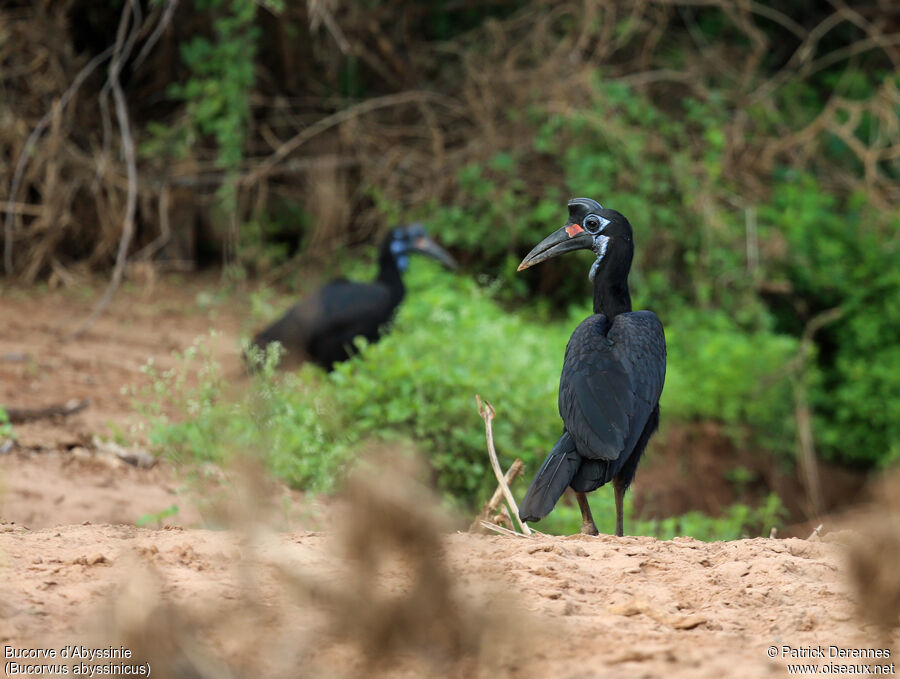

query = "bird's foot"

[{"left": 580, "top": 521, "right": 599, "bottom": 536}]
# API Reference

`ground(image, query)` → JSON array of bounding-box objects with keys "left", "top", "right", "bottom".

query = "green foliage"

[
  {"left": 169, "top": 0, "right": 258, "bottom": 175},
  {"left": 539, "top": 488, "right": 787, "bottom": 542},
  {"left": 406, "top": 74, "right": 899, "bottom": 470},
  {"left": 133, "top": 334, "right": 355, "bottom": 494},
  {"left": 325, "top": 264, "right": 568, "bottom": 502},
  {"left": 142, "top": 260, "right": 799, "bottom": 517},
  {"left": 159, "top": 0, "right": 283, "bottom": 210},
  {"left": 142, "top": 264, "right": 566, "bottom": 502},
  {"left": 637, "top": 493, "right": 788, "bottom": 542},
  {"left": 425, "top": 79, "right": 764, "bottom": 317},
  {"left": 761, "top": 175, "right": 900, "bottom": 465},
  {"left": 0, "top": 407, "right": 13, "bottom": 440},
  {"left": 663, "top": 308, "right": 798, "bottom": 453}
]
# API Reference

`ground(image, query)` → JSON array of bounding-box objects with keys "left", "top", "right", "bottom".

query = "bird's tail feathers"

[
  {"left": 570, "top": 458, "right": 613, "bottom": 493},
  {"left": 518, "top": 432, "right": 581, "bottom": 523}
]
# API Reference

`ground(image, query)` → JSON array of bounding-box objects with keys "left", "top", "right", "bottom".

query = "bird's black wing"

[
  {"left": 252, "top": 295, "right": 320, "bottom": 358},
  {"left": 253, "top": 280, "right": 394, "bottom": 359},
  {"left": 311, "top": 280, "right": 396, "bottom": 342},
  {"left": 558, "top": 311, "right": 666, "bottom": 464}
]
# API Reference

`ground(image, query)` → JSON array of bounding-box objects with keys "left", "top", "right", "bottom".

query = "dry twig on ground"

[
  {"left": 475, "top": 395, "right": 531, "bottom": 536},
  {"left": 4, "top": 399, "right": 90, "bottom": 424},
  {"left": 469, "top": 458, "right": 525, "bottom": 533}
]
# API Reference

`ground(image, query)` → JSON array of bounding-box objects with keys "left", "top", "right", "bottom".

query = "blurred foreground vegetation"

[{"left": 4, "top": 1, "right": 899, "bottom": 534}]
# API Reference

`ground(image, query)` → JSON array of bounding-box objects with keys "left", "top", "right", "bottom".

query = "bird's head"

[
  {"left": 517, "top": 198, "right": 633, "bottom": 282},
  {"left": 389, "top": 223, "right": 457, "bottom": 272}
]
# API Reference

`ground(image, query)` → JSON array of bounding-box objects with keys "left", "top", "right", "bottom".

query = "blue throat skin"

[{"left": 390, "top": 238, "right": 409, "bottom": 272}]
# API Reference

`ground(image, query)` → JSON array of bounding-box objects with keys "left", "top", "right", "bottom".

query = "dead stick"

[
  {"left": 469, "top": 458, "right": 525, "bottom": 532},
  {"left": 4, "top": 47, "right": 114, "bottom": 275},
  {"left": 240, "top": 90, "right": 458, "bottom": 186},
  {"left": 66, "top": 0, "right": 141, "bottom": 340},
  {"left": 478, "top": 520, "right": 532, "bottom": 539},
  {"left": 475, "top": 395, "right": 531, "bottom": 535},
  {"left": 4, "top": 399, "right": 90, "bottom": 424}
]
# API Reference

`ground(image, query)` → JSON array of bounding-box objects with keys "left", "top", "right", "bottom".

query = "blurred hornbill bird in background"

[
  {"left": 251, "top": 224, "right": 456, "bottom": 370},
  {"left": 516, "top": 199, "right": 666, "bottom": 537}
]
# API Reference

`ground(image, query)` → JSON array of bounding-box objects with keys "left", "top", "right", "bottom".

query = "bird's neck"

[
  {"left": 376, "top": 247, "right": 406, "bottom": 302},
  {"left": 592, "top": 261, "right": 632, "bottom": 318}
]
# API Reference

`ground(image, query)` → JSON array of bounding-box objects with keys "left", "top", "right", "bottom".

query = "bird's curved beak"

[
  {"left": 517, "top": 224, "right": 594, "bottom": 271},
  {"left": 410, "top": 236, "right": 458, "bottom": 270}
]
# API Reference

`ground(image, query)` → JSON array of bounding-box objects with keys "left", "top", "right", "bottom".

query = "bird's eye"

[{"left": 583, "top": 214, "right": 609, "bottom": 234}]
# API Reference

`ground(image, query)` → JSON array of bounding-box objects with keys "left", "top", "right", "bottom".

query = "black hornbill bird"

[
  {"left": 251, "top": 224, "right": 456, "bottom": 370},
  {"left": 516, "top": 198, "right": 666, "bottom": 537}
]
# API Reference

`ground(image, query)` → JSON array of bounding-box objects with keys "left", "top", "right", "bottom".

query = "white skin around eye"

[{"left": 585, "top": 215, "right": 611, "bottom": 233}]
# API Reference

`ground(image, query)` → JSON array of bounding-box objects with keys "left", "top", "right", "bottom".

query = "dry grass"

[{"left": 3, "top": 0, "right": 898, "bottom": 289}]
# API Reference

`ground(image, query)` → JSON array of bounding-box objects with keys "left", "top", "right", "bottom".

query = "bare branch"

[
  {"left": 790, "top": 306, "right": 845, "bottom": 520},
  {"left": 133, "top": 184, "right": 172, "bottom": 261},
  {"left": 477, "top": 520, "right": 533, "bottom": 538},
  {"left": 3, "top": 46, "right": 113, "bottom": 276},
  {"left": 132, "top": 0, "right": 181, "bottom": 71},
  {"left": 67, "top": 0, "right": 142, "bottom": 340},
  {"left": 240, "top": 91, "right": 461, "bottom": 187}
]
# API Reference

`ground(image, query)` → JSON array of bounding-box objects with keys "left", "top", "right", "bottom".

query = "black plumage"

[
  {"left": 517, "top": 198, "right": 666, "bottom": 536},
  {"left": 250, "top": 224, "right": 456, "bottom": 370}
]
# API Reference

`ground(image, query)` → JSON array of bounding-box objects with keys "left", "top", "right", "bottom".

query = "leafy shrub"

[
  {"left": 662, "top": 308, "right": 798, "bottom": 454},
  {"left": 761, "top": 175, "right": 900, "bottom": 465},
  {"left": 142, "top": 263, "right": 567, "bottom": 503},
  {"left": 409, "top": 73, "right": 899, "bottom": 471},
  {"left": 143, "top": 259, "right": 801, "bottom": 513}
]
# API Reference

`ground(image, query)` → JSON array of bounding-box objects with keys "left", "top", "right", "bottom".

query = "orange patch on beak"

[{"left": 565, "top": 224, "right": 584, "bottom": 237}]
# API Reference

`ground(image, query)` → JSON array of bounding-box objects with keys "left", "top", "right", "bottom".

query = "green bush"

[
  {"left": 143, "top": 263, "right": 567, "bottom": 504},
  {"left": 407, "top": 74, "right": 899, "bottom": 471},
  {"left": 143, "top": 259, "right": 801, "bottom": 515},
  {"left": 663, "top": 308, "right": 798, "bottom": 454},
  {"left": 761, "top": 175, "right": 900, "bottom": 465}
]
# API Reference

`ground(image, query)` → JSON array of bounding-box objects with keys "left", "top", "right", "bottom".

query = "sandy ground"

[
  {"left": 0, "top": 524, "right": 894, "bottom": 678},
  {"left": 0, "top": 278, "right": 897, "bottom": 678},
  {"left": 0, "top": 278, "right": 245, "bottom": 528}
]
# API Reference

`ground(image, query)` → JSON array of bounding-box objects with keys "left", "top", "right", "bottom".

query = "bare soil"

[
  {"left": 0, "top": 279, "right": 895, "bottom": 678},
  {"left": 0, "top": 278, "right": 245, "bottom": 528},
  {"left": 0, "top": 525, "right": 894, "bottom": 678}
]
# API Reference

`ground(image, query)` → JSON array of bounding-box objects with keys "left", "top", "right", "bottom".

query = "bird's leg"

[
  {"left": 575, "top": 491, "right": 599, "bottom": 536},
  {"left": 613, "top": 479, "right": 627, "bottom": 537}
]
